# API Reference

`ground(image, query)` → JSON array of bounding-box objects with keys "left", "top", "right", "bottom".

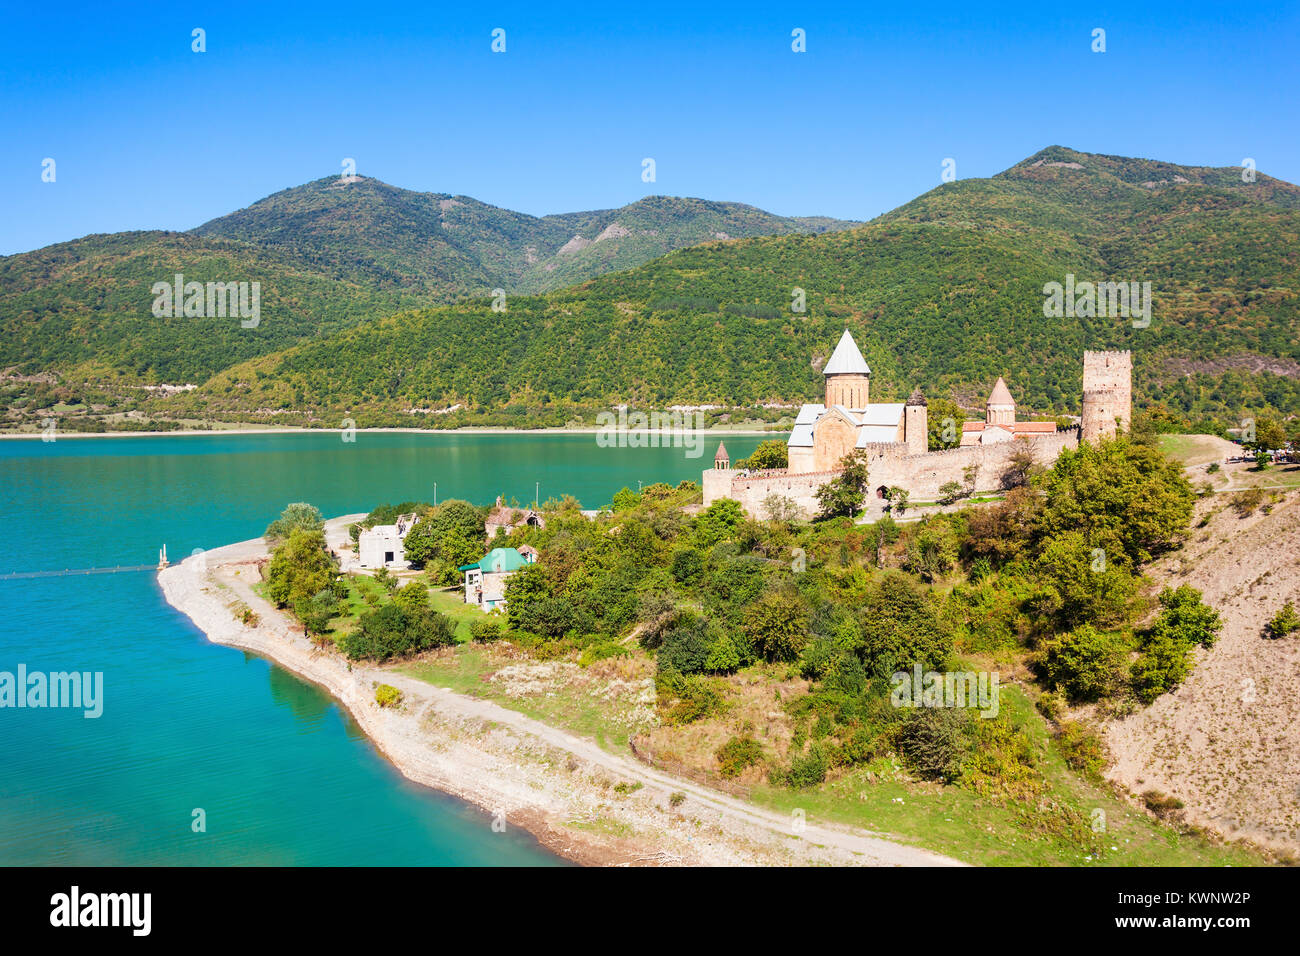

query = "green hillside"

[
  {"left": 162, "top": 147, "right": 1300, "bottom": 430},
  {"left": 0, "top": 177, "right": 854, "bottom": 390}
]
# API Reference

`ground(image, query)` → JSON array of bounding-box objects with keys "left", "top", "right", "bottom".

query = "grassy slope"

[{"left": 393, "top": 638, "right": 1264, "bottom": 866}]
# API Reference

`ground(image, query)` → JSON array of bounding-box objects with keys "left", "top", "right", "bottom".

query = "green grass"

[
  {"left": 395, "top": 643, "right": 646, "bottom": 753},
  {"left": 427, "top": 588, "right": 492, "bottom": 643},
  {"left": 750, "top": 685, "right": 1270, "bottom": 866}
]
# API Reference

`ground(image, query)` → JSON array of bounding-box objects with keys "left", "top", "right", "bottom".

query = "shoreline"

[
  {"left": 157, "top": 520, "right": 962, "bottom": 867},
  {"left": 0, "top": 425, "right": 785, "bottom": 440}
]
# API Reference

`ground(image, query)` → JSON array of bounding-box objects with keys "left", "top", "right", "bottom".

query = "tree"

[
  {"left": 815, "top": 450, "right": 870, "bottom": 519},
  {"left": 744, "top": 591, "right": 810, "bottom": 662},
  {"left": 403, "top": 500, "right": 485, "bottom": 566},
  {"left": 264, "top": 502, "right": 324, "bottom": 542},
  {"left": 295, "top": 588, "right": 342, "bottom": 640},
  {"left": 856, "top": 573, "right": 952, "bottom": 678},
  {"left": 1246, "top": 418, "right": 1287, "bottom": 454},
  {"left": 905, "top": 521, "right": 960, "bottom": 582},
  {"left": 937, "top": 481, "right": 964, "bottom": 505},
  {"left": 1036, "top": 624, "right": 1127, "bottom": 702},
  {"left": 503, "top": 561, "right": 550, "bottom": 632},
  {"left": 1038, "top": 438, "right": 1194, "bottom": 565},
  {"left": 737, "top": 440, "right": 788, "bottom": 470},
  {"left": 926, "top": 396, "right": 966, "bottom": 451},
  {"left": 266, "top": 529, "right": 336, "bottom": 608},
  {"left": 965, "top": 487, "right": 1041, "bottom": 563},
  {"left": 1001, "top": 447, "right": 1040, "bottom": 489},
  {"left": 695, "top": 498, "right": 744, "bottom": 547},
  {"left": 1149, "top": 585, "right": 1221, "bottom": 648},
  {"left": 1032, "top": 531, "right": 1138, "bottom": 629},
  {"left": 1131, "top": 632, "right": 1193, "bottom": 703}
]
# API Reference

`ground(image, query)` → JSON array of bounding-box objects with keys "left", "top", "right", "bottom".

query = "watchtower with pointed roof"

[
  {"left": 713, "top": 441, "right": 730, "bottom": 470},
  {"left": 823, "top": 329, "right": 872, "bottom": 410}
]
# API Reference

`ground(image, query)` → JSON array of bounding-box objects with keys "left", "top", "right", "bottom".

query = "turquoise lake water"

[{"left": 0, "top": 430, "right": 765, "bottom": 865}]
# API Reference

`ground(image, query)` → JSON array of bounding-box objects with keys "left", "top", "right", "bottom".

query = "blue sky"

[{"left": 2, "top": 0, "right": 1296, "bottom": 255}]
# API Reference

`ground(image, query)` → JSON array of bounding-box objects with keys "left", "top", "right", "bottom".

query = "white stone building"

[{"left": 358, "top": 513, "right": 418, "bottom": 570}]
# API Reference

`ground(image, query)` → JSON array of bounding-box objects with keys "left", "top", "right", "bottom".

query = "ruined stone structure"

[
  {"left": 1080, "top": 350, "right": 1133, "bottom": 444},
  {"left": 704, "top": 331, "right": 1131, "bottom": 520}
]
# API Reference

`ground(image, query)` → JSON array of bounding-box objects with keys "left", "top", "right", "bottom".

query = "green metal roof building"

[{"left": 458, "top": 547, "right": 531, "bottom": 574}]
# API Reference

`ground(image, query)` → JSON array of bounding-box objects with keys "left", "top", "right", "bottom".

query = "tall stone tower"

[
  {"left": 904, "top": 387, "right": 928, "bottom": 455},
  {"left": 1080, "top": 350, "right": 1132, "bottom": 443},
  {"left": 823, "top": 329, "right": 871, "bottom": 409}
]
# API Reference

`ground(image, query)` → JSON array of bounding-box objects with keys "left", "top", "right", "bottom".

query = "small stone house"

[
  {"left": 460, "top": 546, "right": 538, "bottom": 612},
  {"left": 484, "top": 496, "right": 546, "bottom": 537},
  {"left": 358, "top": 513, "right": 418, "bottom": 570}
]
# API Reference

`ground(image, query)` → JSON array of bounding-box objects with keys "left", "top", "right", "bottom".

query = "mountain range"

[
  {"left": 0, "top": 180, "right": 855, "bottom": 386},
  {"left": 3, "top": 147, "right": 1297, "bottom": 431}
]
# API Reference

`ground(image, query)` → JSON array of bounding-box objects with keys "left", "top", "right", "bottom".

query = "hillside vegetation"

[
  {"left": 163, "top": 147, "right": 1300, "bottom": 431},
  {"left": 0, "top": 177, "right": 853, "bottom": 391},
  {"left": 4, "top": 147, "right": 1297, "bottom": 434}
]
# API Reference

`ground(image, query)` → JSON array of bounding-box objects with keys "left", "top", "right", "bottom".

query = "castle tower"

[
  {"left": 713, "top": 442, "right": 730, "bottom": 469},
  {"left": 823, "top": 329, "right": 871, "bottom": 410},
  {"left": 986, "top": 377, "right": 1016, "bottom": 427},
  {"left": 1080, "top": 350, "right": 1132, "bottom": 443},
  {"left": 904, "top": 387, "right": 928, "bottom": 456}
]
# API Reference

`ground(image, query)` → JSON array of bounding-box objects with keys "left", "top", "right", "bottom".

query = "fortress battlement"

[{"left": 705, "top": 340, "right": 1127, "bottom": 520}]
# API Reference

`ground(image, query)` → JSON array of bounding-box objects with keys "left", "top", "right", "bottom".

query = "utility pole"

[
  {"left": 434, "top": 482, "right": 437, "bottom": 508},
  {"left": 535, "top": 482, "right": 539, "bottom": 509}
]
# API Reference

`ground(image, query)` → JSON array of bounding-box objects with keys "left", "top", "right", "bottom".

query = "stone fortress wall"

[
  {"left": 711, "top": 429, "right": 1078, "bottom": 520},
  {"left": 704, "top": 345, "right": 1131, "bottom": 520}
]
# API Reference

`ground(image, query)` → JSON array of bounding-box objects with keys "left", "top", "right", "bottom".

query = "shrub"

[
  {"left": 657, "top": 616, "right": 715, "bottom": 675},
  {"left": 744, "top": 590, "right": 810, "bottom": 663},
  {"left": 897, "top": 708, "right": 972, "bottom": 783},
  {"left": 938, "top": 480, "right": 964, "bottom": 505},
  {"left": 1055, "top": 720, "right": 1107, "bottom": 778},
  {"left": 374, "top": 684, "right": 403, "bottom": 709},
  {"left": 1036, "top": 624, "right": 1127, "bottom": 702},
  {"left": 669, "top": 791, "right": 686, "bottom": 808},
  {"left": 736, "top": 439, "right": 788, "bottom": 470},
  {"left": 655, "top": 672, "right": 727, "bottom": 725},
  {"left": 1130, "top": 632, "right": 1193, "bottom": 703},
  {"left": 1265, "top": 601, "right": 1300, "bottom": 639},
  {"left": 1149, "top": 584, "right": 1221, "bottom": 648},
  {"left": 778, "top": 744, "right": 829, "bottom": 788},
  {"left": 339, "top": 603, "right": 456, "bottom": 662},
  {"left": 716, "top": 734, "right": 765, "bottom": 778},
  {"left": 1142, "top": 789, "right": 1185, "bottom": 817},
  {"left": 470, "top": 618, "right": 503, "bottom": 643},
  {"left": 1230, "top": 488, "right": 1265, "bottom": 517}
]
